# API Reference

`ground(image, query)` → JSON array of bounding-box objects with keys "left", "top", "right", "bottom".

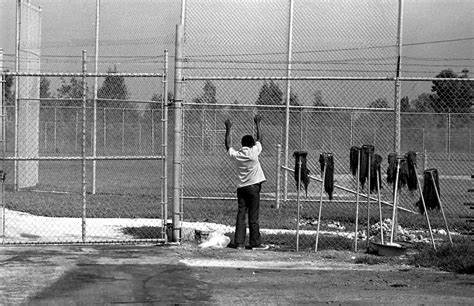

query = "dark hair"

[{"left": 241, "top": 135, "right": 255, "bottom": 147}]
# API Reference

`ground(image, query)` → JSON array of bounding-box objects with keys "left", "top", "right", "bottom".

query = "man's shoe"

[
  {"left": 250, "top": 244, "right": 269, "bottom": 250},
  {"left": 229, "top": 243, "right": 246, "bottom": 250}
]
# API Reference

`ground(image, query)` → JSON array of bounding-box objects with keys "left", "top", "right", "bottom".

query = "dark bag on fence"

[
  {"left": 415, "top": 168, "right": 441, "bottom": 214},
  {"left": 293, "top": 151, "right": 310, "bottom": 197},
  {"left": 369, "top": 154, "right": 383, "bottom": 194},
  {"left": 319, "top": 153, "right": 334, "bottom": 200},
  {"left": 349, "top": 146, "right": 360, "bottom": 177},
  {"left": 359, "top": 145, "right": 374, "bottom": 189},
  {"left": 405, "top": 151, "right": 418, "bottom": 191}
]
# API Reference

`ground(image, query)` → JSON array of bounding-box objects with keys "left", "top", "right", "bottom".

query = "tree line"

[{"left": 3, "top": 67, "right": 472, "bottom": 121}]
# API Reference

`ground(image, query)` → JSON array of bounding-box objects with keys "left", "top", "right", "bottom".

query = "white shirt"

[{"left": 228, "top": 141, "right": 266, "bottom": 188}]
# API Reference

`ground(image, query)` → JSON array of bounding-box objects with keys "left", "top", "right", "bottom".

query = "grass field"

[{"left": 1, "top": 152, "right": 471, "bottom": 248}]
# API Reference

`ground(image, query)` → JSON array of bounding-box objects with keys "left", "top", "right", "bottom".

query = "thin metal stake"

[
  {"left": 296, "top": 158, "right": 302, "bottom": 252},
  {"left": 415, "top": 167, "right": 436, "bottom": 250},
  {"left": 315, "top": 159, "right": 326, "bottom": 252},
  {"left": 354, "top": 149, "right": 361, "bottom": 252},
  {"left": 390, "top": 158, "right": 401, "bottom": 244},
  {"left": 376, "top": 171, "right": 384, "bottom": 244},
  {"left": 429, "top": 170, "right": 453, "bottom": 245},
  {"left": 366, "top": 152, "right": 372, "bottom": 250}
]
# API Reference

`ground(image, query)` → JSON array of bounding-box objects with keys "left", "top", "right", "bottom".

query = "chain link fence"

[
  {"left": 0, "top": 0, "right": 472, "bottom": 250},
  {"left": 1, "top": 72, "right": 169, "bottom": 244},
  {"left": 180, "top": 81, "right": 472, "bottom": 250},
  {"left": 180, "top": 0, "right": 473, "bottom": 250}
]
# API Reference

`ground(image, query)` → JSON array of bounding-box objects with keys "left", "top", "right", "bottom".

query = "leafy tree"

[
  {"left": 368, "top": 98, "right": 389, "bottom": 108},
  {"left": 312, "top": 90, "right": 328, "bottom": 107},
  {"left": 40, "top": 76, "right": 52, "bottom": 99},
  {"left": 192, "top": 80, "right": 217, "bottom": 104},
  {"left": 150, "top": 91, "right": 174, "bottom": 110},
  {"left": 431, "top": 69, "right": 472, "bottom": 113},
  {"left": 400, "top": 96, "right": 411, "bottom": 112},
  {"left": 57, "top": 77, "right": 87, "bottom": 101},
  {"left": 289, "top": 91, "right": 300, "bottom": 107},
  {"left": 412, "top": 93, "right": 434, "bottom": 113},
  {"left": 256, "top": 81, "right": 283, "bottom": 105},
  {"left": 97, "top": 66, "right": 130, "bottom": 108},
  {"left": 39, "top": 76, "right": 55, "bottom": 108},
  {"left": 3, "top": 70, "right": 15, "bottom": 106},
  {"left": 50, "top": 77, "right": 87, "bottom": 122},
  {"left": 408, "top": 93, "right": 441, "bottom": 128}
]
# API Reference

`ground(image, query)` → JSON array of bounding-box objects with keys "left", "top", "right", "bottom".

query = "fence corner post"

[{"left": 275, "top": 144, "right": 282, "bottom": 209}]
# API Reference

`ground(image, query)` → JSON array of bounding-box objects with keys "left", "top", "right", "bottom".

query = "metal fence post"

[
  {"left": 393, "top": 0, "right": 403, "bottom": 155},
  {"left": 138, "top": 121, "right": 142, "bottom": 153},
  {"left": 81, "top": 50, "right": 88, "bottom": 242},
  {"left": 0, "top": 48, "right": 4, "bottom": 243},
  {"left": 53, "top": 106, "right": 57, "bottom": 152},
  {"left": 121, "top": 108, "right": 125, "bottom": 153},
  {"left": 447, "top": 111, "right": 451, "bottom": 160},
  {"left": 283, "top": 0, "right": 295, "bottom": 203},
  {"left": 14, "top": 0, "right": 21, "bottom": 192},
  {"left": 161, "top": 50, "right": 171, "bottom": 240},
  {"left": 162, "top": 49, "right": 169, "bottom": 234},
  {"left": 75, "top": 110, "right": 78, "bottom": 152},
  {"left": 275, "top": 144, "right": 282, "bottom": 209},
  {"left": 43, "top": 122, "right": 47, "bottom": 151},
  {"left": 172, "top": 24, "right": 184, "bottom": 242},
  {"left": 103, "top": 107, "right": 106, "bottom": 153},
  {"left": 151, "top": 109, "right": 155, "bottom": 154},
  {"left": 92, "top": 0, "right": 100, "bottom": 195}
]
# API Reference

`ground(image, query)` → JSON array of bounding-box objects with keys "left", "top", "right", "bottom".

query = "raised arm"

[
  {"left": 254, "top": 114, "right": 262, "bottom": 143},
  {"left": 225, "top": 119, "right": 232, "bottom": 151}
]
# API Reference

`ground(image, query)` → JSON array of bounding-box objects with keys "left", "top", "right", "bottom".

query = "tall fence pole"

[
  {"left": 14, "top": 0, "right": 22, "bottom": 191},
  {"left": 275, "top": 144, "right": 282, "bottom": 209},
  {"left": 283, "top": 0, "right": 294, "bottom": 202},
  {"left": 447, "top": 111, "right": 451, "bottom": 160},
  {"left": 0, "top": 48, "right": 4, "bottom": 244},
  {"left": 92, "top": 0, "right": 100, "bottom": 194},
  {"left": 162, "top": 50, "right": 169, "bottom": 227},
  {"left": 172, "top": 24, "right": 184, "bottom": 242},
  {"left": 392, "top": 0, "right": 404, "bottom": 240},
  {"left": 103, "top": 108, "right": 106, "bottom": 152},
  {"left": 394, "top": 0, "right": 403, "bottom": 154},
  {"left": 53, "top": 107, "right": 57, "bottom": 152},
  {"left": 81, "top": 50, "right": 88, "bottom": 242},
  {"left": 121, "top": 108, "right": 125, "bottom": 153}
]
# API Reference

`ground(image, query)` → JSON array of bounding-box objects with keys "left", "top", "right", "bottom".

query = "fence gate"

[{"left": 1, "top": 65, "right": 170, "bottom": 244}]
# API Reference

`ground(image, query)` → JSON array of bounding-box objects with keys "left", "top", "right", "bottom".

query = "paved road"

[{"left": 1, "top": 244, "right": 473, "bottom": 304}]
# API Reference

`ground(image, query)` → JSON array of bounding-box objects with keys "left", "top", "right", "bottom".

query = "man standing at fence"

[{"left": 225, "top": 114, "right": 268, "bottom": 250}]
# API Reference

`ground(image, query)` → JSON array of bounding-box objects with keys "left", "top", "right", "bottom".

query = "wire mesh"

[
  {"left": 1, "top": 73, "right": 167, "bottom": 244},
  {"left": 0, "top": 0, "right": 472, "bottom": 249},
  {"left": 181, "top": 0, "right": 473, "bottom": 250}
]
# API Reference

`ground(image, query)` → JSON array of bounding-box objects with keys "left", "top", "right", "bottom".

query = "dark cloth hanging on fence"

[
  {"left": 293, "top": 151, "right": 310, "bottom": 197},
  {"left": 349, "top": 146, "right": 360, "bottom": 176},
  {"left": 319, "top": 153, "right": 334, "bottom": 200},
  {"left": 386, "top": 153, "right": 408, "bottom": 191},
  {"left": 386, "top": 153, "right": 397, "bottom": 185},
  {"left": 369, "top": 154, "right": 383, "bottom": 194},
  {"left": 398, "top": 158, "right": 409, "bottom": 189},
  {"left": 415, "top": 168, "right": 441, "bottom": 214},
  {"left": 405, "top": 151, "right": 418, "bottom": 191},
  {"left": 359, "top": 145, "right": 374, "bottom": 189}
]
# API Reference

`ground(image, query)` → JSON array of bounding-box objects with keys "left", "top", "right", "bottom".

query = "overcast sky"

[{"left": 1, "top": 0, "right": 472, "bottom": 103}]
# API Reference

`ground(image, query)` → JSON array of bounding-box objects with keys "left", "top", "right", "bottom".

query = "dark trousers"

[{"left": 234, "top": 183, "right": 261, "bottom": 247}]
